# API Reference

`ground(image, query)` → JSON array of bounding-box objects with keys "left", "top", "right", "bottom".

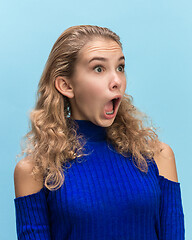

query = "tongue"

[{"left": 104, "top": 100, "right": 113, "bottom": 112}]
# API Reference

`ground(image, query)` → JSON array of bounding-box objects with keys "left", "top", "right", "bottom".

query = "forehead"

[{"left": 78, "top": 38, "right": 123, "bottom": 61}]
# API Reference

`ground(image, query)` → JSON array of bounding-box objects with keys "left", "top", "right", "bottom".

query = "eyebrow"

[{"left": 88, "top": 56, "right": 125, "bottom": 63}]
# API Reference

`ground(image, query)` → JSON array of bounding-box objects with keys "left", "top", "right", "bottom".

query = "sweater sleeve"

[
  {"left": 158, "top": 175, "right": 185, "bottom": 240},
  {"left": 14, "top": 187, "right": 51, "bottom": 240}
]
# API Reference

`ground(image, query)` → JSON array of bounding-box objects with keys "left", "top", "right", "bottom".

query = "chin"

[{"left": 97, "top": 119, "right": 114, "bottom": 128}]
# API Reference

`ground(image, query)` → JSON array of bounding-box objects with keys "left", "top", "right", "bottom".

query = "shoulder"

[
  {"left": 14, "top": 157, "right": 44, "bottom": 198},
  {"left": 153, "top": 141, "right": 178, "bottom": 182}
]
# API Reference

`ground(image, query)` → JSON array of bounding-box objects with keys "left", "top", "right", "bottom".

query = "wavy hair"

[{"left": 19, "top": 25, "right": 161, "bottom": 190}]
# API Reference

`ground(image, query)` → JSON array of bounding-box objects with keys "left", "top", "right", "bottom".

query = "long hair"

[{"left": 19, "top": 25, "right": 161, "bottom": 190}]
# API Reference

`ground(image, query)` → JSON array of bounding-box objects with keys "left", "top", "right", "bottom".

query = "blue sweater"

[{"left": 14, "top": 120, "right": 185, "bottom": 239}]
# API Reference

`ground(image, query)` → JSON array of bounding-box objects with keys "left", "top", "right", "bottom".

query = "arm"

[
  {"left": 154, "top": 142, "right": 185, "bottom": 240},
  {"left": 14, "top": 158, "right": 51, "bottom": 240}
]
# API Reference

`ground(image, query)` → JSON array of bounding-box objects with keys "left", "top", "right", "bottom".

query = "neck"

[{"left": 73, "top": 119, "right": 107, "bottom": 142}]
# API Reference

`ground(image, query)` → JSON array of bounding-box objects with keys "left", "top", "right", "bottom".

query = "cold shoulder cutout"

[
  {"left": 153, "top": 142, "right": 179, "bottom": 182},
  {"left": 14, "top": 158, "right": 43, "bottom": 198}
]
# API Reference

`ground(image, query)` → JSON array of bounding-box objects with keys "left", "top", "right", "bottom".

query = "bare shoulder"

[
  {"left": 153, "top": 141, "right": 179, "bottom": 182},
  {"left": 14, "top": 157, "right": 43, "bottom": 198}
]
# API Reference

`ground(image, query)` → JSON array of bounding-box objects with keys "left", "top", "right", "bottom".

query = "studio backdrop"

[{"left": 0, "top": 0, "right": 191, "bottom": 239}]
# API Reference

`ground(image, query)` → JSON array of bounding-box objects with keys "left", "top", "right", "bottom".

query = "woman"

[{"left": 14, "top": 25, "right": 185, "bottom": 239}]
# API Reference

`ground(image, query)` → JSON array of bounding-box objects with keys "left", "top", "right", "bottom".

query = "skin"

[{"left": 55, "top": 38, "right": 127, "bottom": 127}]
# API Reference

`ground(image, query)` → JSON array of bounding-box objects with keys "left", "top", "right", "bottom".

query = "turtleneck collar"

[{"left": 73, "top": 120, "right": 107, "bottom": 142}]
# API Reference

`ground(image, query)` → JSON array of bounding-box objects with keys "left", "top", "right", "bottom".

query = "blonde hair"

[{"left": 20, "top": 25, "right": 161, "bottom": 190}]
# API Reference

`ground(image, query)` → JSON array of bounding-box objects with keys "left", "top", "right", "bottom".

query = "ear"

[{"left": 55, "top": 76, "right": 74, "bottom": 99}]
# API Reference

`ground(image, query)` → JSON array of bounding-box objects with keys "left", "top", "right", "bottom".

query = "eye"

[
  {"left": 94, "top": 66, "right": 103, "bottom": 73},
  {"left": 117, "top": 64, "right": 125, "bottom": 72}
]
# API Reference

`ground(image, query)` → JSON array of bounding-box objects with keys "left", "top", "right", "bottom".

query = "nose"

[{"left": 109, "top": 72, "right": 122, "bottom": 91}]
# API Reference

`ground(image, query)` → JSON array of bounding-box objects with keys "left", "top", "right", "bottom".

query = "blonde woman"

[{"left": 14, "top": 25, "right": 185, "bottom": 239}]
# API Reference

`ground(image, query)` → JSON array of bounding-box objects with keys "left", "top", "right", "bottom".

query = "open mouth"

[{"left": 105, "top": 97, "right": 121, "bottom": 115}]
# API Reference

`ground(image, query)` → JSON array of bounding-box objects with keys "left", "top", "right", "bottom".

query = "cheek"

[
  {"left": 79, "top": 82, "right": 104, "bottom": 100},
  {"left": 123, "top": 77, "right": 127, "bottom": 91}
]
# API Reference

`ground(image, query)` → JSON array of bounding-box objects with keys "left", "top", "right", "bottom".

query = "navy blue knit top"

[{"left": 14, "top": 120, "right": 185, "bottom": 239}]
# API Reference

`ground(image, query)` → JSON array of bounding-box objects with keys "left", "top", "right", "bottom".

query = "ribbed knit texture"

[{"left": 14, "top": 120, "right": 185, "bottom": 239}]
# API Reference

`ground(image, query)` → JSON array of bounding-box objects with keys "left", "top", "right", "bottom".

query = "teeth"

[{"left": 106, "top": 110, "right": 114, "bottom": 115}]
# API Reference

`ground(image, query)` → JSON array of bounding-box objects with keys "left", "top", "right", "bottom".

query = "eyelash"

[{"left": 93, "top": 64, "right": 125, "bottom": 73}]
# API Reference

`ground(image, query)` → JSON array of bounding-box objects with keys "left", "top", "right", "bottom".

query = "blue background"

[{"left": 0, "top": 0, "right": 191, "bottom": 239}]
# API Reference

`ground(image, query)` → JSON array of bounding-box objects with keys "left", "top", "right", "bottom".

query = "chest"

[{"left": 47, "top": 145, "right": 161, "bottom": 224}]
